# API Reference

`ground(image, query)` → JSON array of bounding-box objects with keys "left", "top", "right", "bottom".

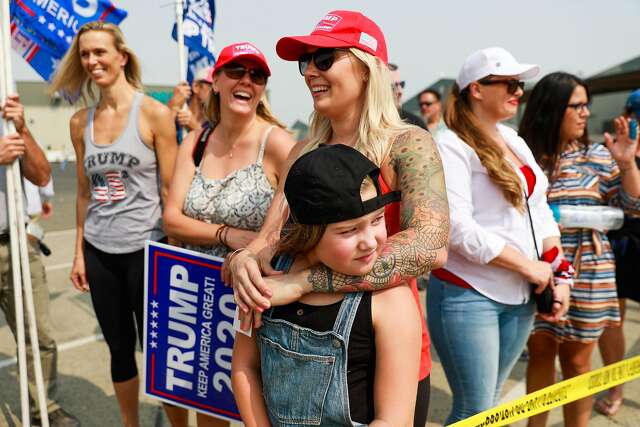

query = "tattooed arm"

[
  {"left": 310, "top": 128, "right": 449, "bottom": 291},
  {"left": 262, "top": 128, "right": 449, "bottom": 303}
]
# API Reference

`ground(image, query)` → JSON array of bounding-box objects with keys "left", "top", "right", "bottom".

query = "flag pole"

[
  {"left": 175, "top": 0, "right": 188, "bottom": 139},
  {"left": 1, "top": 1, "right": 49, "bottom": 425},
  {"left": 175, "top": 0, "right": 187, "bottom": 81},
  {"left": 0, "top": 0, "right": 30, "bottom": 423}
]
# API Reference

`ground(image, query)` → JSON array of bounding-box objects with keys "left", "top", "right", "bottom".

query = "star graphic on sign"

[
  {"left": 57, "top": 29, "right": 65, "bottom": 38},
  {"left": 51, "top": 58, "right": 60, "bottom": 70},
  {"left": 151, "top": 331, "right": 158, "bottom": 339},
  {"left": 151, "top": 310, "right": 159, "bottom": 319},
  {"left": 151, "top": 300, "right": 159, "bottom": 309},
  {"left": 151, "top": 341, "right": 158, "bottom": 349},
  {"left": 47, "top": 22, "right": 55, "bottom": 31},
  {"left": 38, "top": 16, "right": 46, "bottom": 24},
  {"left": 151, "top": 320, "right": 158, "bottom": 329}
]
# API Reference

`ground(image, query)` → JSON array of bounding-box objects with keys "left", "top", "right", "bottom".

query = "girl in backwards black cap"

[{"left": 232, "top": 144, "right": 421, "bottom": 427}]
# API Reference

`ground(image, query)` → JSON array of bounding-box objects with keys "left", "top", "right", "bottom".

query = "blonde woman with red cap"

[
  {"left": 162, "top": 42, "right": 295, "bottom": 426},
  {"left": 226, "top": 11, "right": 449, "bottom": 426}
]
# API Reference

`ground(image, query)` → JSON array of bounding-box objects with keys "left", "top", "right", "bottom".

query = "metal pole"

[
  {"left": 175, "top": 0, "right": 187, "bottom": 82},
  {"left": 175, "top": 0, "right": 188, "bottom": 140},
  {"left": 0, "top": 1, "right": 29, "bottom": 423},
  {"left": 1, "top": 1, "right": 49, "bottom": 425}
]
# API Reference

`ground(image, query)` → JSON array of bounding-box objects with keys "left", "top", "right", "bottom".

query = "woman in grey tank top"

[
  {"left": 162, "top": 42, "right": 295, "bottom": 427},
  {"left": 49, "top": 22, "right": 177, "bottom": 427}
]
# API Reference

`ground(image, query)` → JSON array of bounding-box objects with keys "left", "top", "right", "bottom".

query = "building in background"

[{"left": 291, "top": 120, "right": 309, "bottom": 141}]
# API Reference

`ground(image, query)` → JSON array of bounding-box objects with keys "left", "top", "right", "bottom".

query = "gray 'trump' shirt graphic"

[{"left": 83, "top": 92, "right": 163, "bottom": 253}]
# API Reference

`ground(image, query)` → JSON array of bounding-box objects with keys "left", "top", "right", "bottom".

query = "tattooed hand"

[{"left": 308, "top": 128, "right": 450, "bottom": 292}]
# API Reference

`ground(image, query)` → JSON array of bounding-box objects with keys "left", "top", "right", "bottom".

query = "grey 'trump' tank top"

[
  {"left": 183, "top": 126, "right": 275, "bottom": 257},
  {"left": 83, "top": 92, "right": 164, "bottom": 253}
]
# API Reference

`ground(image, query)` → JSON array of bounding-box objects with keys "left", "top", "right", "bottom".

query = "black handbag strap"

[
  {"left": 524, "top": 193, "right": 541, "bottom": 260},
  {"left": 192, "top": 124, "right": 214, "bottom": 167}
]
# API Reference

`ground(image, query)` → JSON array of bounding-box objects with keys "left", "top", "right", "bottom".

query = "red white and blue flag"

[
  {"left": 172, "top": 0, "right": 216, "bottom": 83},
  {"left": 9, "top": 0, "right": 128, "bottom": 81}
]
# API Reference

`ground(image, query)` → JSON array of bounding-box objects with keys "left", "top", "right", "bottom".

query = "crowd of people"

[{"left": 1, "top": 7, "right": 639, "bottom": 427}]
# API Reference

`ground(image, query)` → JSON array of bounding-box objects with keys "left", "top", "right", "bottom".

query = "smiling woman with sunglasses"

[
  {"left": 428, "top": 47, "right": 571, "bottom": 424},
  {"left": 161, "top": 42, "right": 295, "bottom": 427},
  {"left": 227, "top": 10, "right": 449, "bottom": 427}
]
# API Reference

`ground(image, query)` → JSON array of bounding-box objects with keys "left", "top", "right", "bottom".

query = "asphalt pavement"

[{"left": 0, "top": 163, "right": 638, "bottom": 426}]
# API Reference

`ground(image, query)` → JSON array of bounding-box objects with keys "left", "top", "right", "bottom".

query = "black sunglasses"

[
  {"left": 393, "top": 81, "right": 406, "bottom": 89},
  {"left": 298, "top": 48, "right": 347, "bottom": 75},
  {"left": 419, "top": 101, "right": 436, "bottom": 108},
  {"left": 222, "top": 64, "right": 268, "bottom": 85},
  {"left": 478, "top": 78, "right": 525, "bottom": 95}
]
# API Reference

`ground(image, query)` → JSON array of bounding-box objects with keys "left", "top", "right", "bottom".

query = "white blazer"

[{"left": 436, "top": 124, "right": 560, "bottom": 305}]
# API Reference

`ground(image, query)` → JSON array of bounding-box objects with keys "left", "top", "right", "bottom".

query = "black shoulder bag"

[{"left": 524, "top": 194, "right": 554, "bottom": 314}]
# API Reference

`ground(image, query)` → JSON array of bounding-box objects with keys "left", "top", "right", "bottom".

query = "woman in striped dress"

[{"left": 519, "top": 72, "right": 640, "bottom": 427}]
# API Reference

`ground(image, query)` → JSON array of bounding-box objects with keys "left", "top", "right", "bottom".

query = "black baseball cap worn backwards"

[{"left": 284, "top": 144, "right": 401, "bottom": 225}]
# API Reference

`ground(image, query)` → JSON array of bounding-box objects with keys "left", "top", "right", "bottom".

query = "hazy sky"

[{"left": 12, "top": 0, "right": 640, "bottom": 126}]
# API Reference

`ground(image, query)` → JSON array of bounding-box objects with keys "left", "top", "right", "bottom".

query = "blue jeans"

[{"left": 427, "top": 276, "right": 534, "bottom": 425}]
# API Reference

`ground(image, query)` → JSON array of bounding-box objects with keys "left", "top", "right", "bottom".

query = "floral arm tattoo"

[{"left": 308, "top": 129, "right": 450, "bottom": 292}]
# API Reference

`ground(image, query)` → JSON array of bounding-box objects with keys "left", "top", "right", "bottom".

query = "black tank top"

[{"left": 270, "top": 293, "right": 376, "bottom": 423}]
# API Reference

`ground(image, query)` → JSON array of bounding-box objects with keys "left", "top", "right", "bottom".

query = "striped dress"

[{"left": 533, "top": 141, "right": 640, "bottom": 342}]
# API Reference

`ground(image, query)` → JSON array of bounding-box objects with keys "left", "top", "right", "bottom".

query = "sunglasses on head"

[
  {"left": 478, "top": 78, "right": 525, "bottom": 95},
  {"left": 298, "top": 48, "right": 347, "bottom": 75},
  {"left": 221, "top": 64, "right": 268, "bottom": 85}
]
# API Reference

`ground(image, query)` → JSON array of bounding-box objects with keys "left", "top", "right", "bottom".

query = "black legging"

[
  {"left": 84, "top": 240, "right": 144, "bottom": 382},
  {"left": 414, "top": 375, "right": 431, "bottom": 427}
]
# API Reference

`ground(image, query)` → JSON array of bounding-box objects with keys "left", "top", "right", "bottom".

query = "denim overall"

[{"left": 258, "top": 291, "right": 367, "bottom": 426}]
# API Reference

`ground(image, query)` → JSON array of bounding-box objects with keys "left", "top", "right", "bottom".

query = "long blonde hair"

[
  {"left": 49, "top": 22, "right": 142, "bottom": 104},
  {"left": 304, "top": 48, "right": 412, "bottom": 166},
  {"left": 444, "top": 83, "right": 524, "bottom": 209},
  {"left": 205, "top": 71, "right": 287, "bottom": 129}
]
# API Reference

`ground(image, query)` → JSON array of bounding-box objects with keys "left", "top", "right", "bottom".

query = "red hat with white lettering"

[
  {"left": 276, "top": 10, "right": 388, "bottom": 64},
  {"left": 214, "top": 42, "right": 271, "bottom": 76}
]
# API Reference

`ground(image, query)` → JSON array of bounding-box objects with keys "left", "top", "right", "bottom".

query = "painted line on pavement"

[{"left": 0, "top": 334, "right": 104, "bottom": 370}]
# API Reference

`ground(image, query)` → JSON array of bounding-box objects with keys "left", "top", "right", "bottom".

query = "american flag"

[
  {"left": 106, "top": 171, "right": 126, "bottom": 201},
  {"left": 91, "top": 172, "right": 126, "bottom": 203},
  {"left": 91, "top": 174, "right": 109, "bottom": 203}
]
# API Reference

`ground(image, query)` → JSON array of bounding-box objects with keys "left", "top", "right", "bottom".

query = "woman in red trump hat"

[
  {"left": 162, "top": 42, "right": 295, "bottom": 427},
  {"left": 226, "top": 11, "right": 449, "bottom": 426}
]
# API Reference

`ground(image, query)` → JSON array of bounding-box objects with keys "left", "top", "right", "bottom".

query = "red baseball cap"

[
  {"left": 276, "top": 10, "right": 388, "bottom": 64},
  {"left": 213, "top": 42, "right": 271, "bottom": 76}
]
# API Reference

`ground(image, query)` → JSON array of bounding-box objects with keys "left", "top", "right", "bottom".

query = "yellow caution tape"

[{"left": 451, "top": 355, "right": 640, "bottom": 427}]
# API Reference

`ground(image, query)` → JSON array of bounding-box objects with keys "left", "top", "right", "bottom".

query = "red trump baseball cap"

[
  {"left": 276, "top": 10, "right": 388, "bottom": 64},
  {"left": 214, "top": 42, "right": 271, "bottom": 76}
]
